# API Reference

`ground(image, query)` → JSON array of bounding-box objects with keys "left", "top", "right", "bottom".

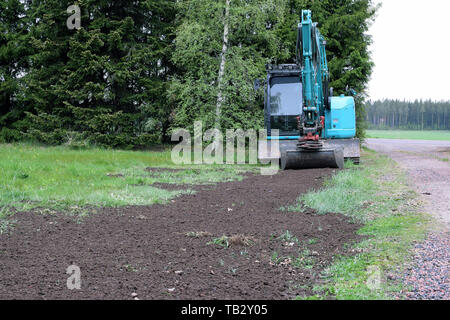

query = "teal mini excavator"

[{"left": 257, "top": 10, "right": 360, "bottom": 170}]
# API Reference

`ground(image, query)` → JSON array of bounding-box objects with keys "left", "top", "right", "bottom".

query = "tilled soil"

[{"left": 0, "top": 169, "right": 362, "bottom": 300}]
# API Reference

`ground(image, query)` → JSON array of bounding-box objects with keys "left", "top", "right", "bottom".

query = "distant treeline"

[{"left": 366, "top": 99, "right": 450, "bottom": 130}]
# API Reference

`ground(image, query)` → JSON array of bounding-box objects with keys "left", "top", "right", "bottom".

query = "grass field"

[
  {"left": 366, "top": 130, "right": 450, "bottom": 141},
  {"left": 0, "top": 143, "right": 253, "bottom": 216},
  {"left": 291, "top": 149, "right": 431, "bottom": 300}
]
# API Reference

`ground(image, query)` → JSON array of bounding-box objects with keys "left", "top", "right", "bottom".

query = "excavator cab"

[{"left": 265, "top": 64, "right": 302, "bottom": 139}]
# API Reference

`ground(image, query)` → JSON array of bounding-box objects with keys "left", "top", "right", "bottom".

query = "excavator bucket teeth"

[{"left": 281, "top": 147, "right": 344, "bottom": 170}]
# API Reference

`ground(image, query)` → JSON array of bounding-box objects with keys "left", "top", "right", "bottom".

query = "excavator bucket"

[
  {"left": 258, "top": 138, "right": 360, "bottom": 170},
  {"left": 281, "top": 147, "right": 344, "bottom": 170}
]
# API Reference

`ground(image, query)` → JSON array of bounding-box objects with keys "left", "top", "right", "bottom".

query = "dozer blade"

[{"left": 281, "top": 147, "right": 344, "bottom": 170}]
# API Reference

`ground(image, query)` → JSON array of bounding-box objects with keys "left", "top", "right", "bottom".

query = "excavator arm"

[{"left": 297, "top": 10, "right": 330, "bottom": 143}]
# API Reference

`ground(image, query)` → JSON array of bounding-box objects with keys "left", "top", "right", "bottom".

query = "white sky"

[{"left": 367, "top": 0, "right": 450, "bottom": 101}]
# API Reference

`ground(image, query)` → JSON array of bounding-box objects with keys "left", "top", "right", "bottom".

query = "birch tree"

[
  {"left": 215, "top": 0, "right": 230, "bottom": 130},
  {"left": 170, "top": 0, "right": 287, "bottom": 132}
]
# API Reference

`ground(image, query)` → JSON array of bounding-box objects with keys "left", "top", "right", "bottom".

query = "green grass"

[
  {"left": 290, "top": 148, "right": 432, "bottom": 300},
  {"left": 0, "top": 143, "right": 254, "bottom": 215},
  {"left": 285, "top": 153, "right": 413, "bottom": 223},
  {"left": 366, "top": 130, "right": 450, "bottom": 141}
]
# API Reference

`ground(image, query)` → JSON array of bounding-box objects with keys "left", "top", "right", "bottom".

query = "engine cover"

[{"left": 324, "top": 96, "right": 356, "bottom": 139}]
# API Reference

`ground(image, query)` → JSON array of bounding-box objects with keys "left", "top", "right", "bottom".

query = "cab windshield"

[{"left": 270, "top": 76, "right": 302, "bottom": 136}]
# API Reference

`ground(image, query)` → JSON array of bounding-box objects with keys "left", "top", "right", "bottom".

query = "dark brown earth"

[{"left": 0, "top": 169, "right": 362, "bottom": 300}]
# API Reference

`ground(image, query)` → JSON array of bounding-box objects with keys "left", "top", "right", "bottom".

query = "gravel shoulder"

[{"left": 365, "top": 138, "right": 449, "bottom": 300}]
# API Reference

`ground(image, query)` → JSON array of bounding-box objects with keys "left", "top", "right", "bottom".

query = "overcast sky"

[{"left": 367, "top": 0, "right": 450, "bottom": 101}]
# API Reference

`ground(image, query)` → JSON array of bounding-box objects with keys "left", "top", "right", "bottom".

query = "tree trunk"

[
  {"left": 421, "top": 111, "right": 424, "bottom": 130},
  {"left": 215, "top": 0, "right": 230, "bottom": 130},
  {"left": 431, "top": 112, "right": 434, "bottom": 129}
]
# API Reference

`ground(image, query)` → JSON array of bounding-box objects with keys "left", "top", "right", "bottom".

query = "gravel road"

[
  {"left": 365, "top": 138, "right": 449, "bottom": 300},
  {"left": 365, "top": 139, "right": 449, "bottom": 226}
]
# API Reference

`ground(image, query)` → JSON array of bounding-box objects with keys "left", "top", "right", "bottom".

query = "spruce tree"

[
  {"left": 0, "top": 0, "right": 31, "bottom": 142},
  {"left": 24, "top": 0, "right": 177, "bottom": 148}
]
